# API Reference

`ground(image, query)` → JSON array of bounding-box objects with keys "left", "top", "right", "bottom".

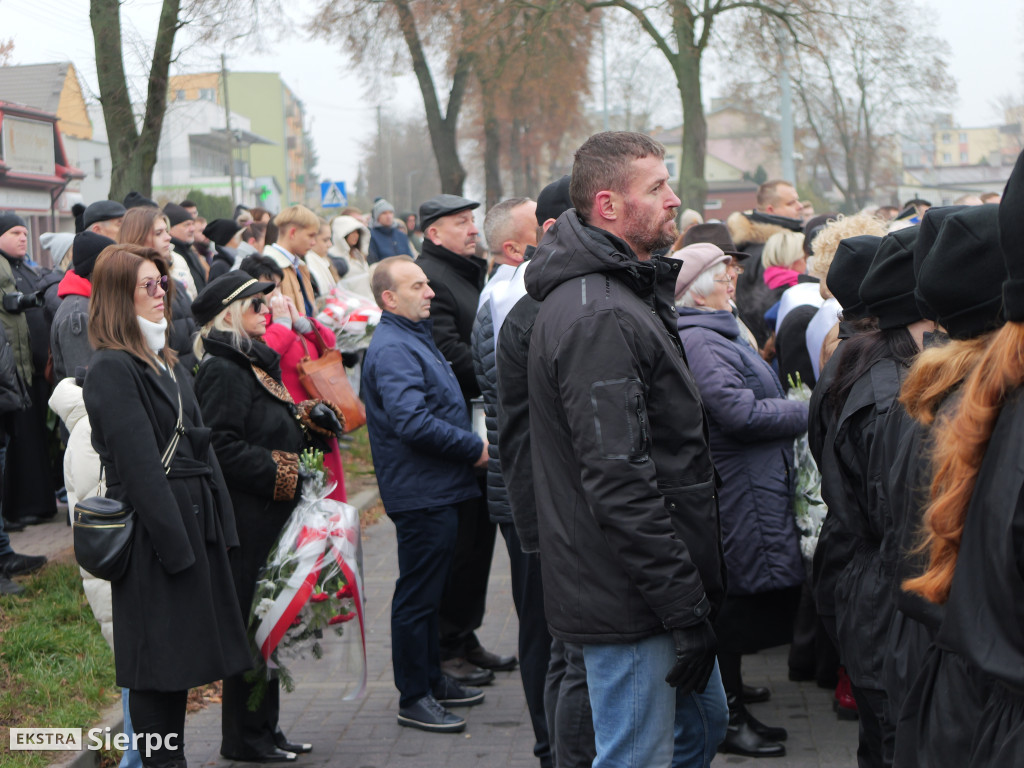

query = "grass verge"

[{"left": 0, "top": 558, "right": 118, "bottom": 768}]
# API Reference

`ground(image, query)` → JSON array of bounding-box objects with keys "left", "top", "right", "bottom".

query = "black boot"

[
  {"left": 718, "top": 694, "right": 786, "bottom": 758},
  {"left": 746, "top": 707, "right": 788, "bottom": 742}
]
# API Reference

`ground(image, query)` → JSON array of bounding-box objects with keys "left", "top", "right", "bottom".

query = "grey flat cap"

[
  {"left": 419, "top": 194, "right": 480, "bottom": 231},
  {"left": 83, "top": 200, "right": 127, "bottom": 228}
]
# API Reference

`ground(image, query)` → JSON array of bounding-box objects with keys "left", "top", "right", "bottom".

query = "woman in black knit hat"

[
  {"left": 814, "top": 225, "right": 934, "bottom": 768},
  {"left": 894, "top": 151, "right": 1024, "bottom": 766}
]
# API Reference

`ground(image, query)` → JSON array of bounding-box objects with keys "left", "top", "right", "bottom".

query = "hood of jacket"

[
  {"left": 524, "top": 210, "right": 666, "bottom": 302},
  {"left": 676, "top": 306, "right": 741, "bottom": 339},
  {"left": 329, "top": 215, "right": 370, "bottom": 258},
  {"left": 57, "top": 269, "right": 91, "bottom": 298},
  {"left": 49, "top": 376, "right": 87, "bottom": 432},
  {"left": 727, "top": 210, "right": 804, "bottom": 248}
]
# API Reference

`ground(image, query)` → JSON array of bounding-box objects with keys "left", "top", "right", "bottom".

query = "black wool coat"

[
  {"left": 193, "top": 335, "right": 309, "bottom": 614},
  {"left": 84, "top": 349, "right": 251, "bottom": 691}
]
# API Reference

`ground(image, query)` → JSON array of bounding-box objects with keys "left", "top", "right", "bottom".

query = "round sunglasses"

[{"left": 139, "top": 275, "right": 169, "bottom": 297}]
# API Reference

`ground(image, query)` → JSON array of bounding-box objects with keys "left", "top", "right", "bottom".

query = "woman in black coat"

[
  {"left": 191, "top": 272, "right": 344, "bottom": 763},
  {"left": 83, "top": 245, "right": 251, "bottom": 768}
]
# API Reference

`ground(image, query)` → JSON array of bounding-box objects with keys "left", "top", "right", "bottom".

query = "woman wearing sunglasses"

[
  {"left": 119, "top": 206, "right": 200, "bottom": 370},
  {"left": 190, "top": 271, "right": 344, "bottom": 763},
  {"left": 83, "top": 246, "right": 251, "bottom": 768}
]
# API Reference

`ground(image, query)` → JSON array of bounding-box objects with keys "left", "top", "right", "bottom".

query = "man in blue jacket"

[{"left": 361, "top": 255, "right": 489, "bottom": 734}]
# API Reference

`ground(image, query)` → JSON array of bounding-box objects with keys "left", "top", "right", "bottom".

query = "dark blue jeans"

[{"left": 389, "top": 505, "right": 459, "bottom": 708}]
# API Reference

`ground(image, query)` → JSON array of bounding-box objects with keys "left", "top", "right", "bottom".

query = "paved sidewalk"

[{"left": 14, "top": 507, "right": 858, "bottom": 767}]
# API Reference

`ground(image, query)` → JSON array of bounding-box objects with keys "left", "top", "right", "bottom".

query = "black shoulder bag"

[{"left": 74, "top": 368, "right": 185, "bottom": 581}]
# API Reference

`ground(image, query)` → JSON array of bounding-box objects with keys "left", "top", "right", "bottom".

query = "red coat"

[{"left": 263, "top": 318, "right": 347, "bottom": 502}]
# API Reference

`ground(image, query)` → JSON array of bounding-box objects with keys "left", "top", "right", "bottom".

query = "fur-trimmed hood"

[{"left": 727, "top": 210, "right": 803, "bottom": 248}]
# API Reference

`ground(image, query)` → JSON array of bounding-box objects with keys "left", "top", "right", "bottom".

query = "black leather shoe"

[
  {"left": 397, "top": 694, "right": 466, "bottom": 733},
  {"left": 0, "top": 575, "right": 24, "bottom": 596},
  {"left": 433, "top": 675, "right": 484, "bottom": 707},
  {"left": 220, "top": 747, "right": 297, "bottom": 763},
  {"left": 2, "top": 517, "right": 25, "bottom": 533},
  {"left": 0, "top": 552, "right": 47, "bottom": 577},
  {"left": 273, "top": 729, "right": 312, "bottom": 754},
  {"left": 742, "top": 683, "right": 771, "bottom": 704},
  {"left": 440, "top": 657, "right": 495, "bottom": 686},
  {"left": 465, "top": 646, "right": 518, "bottom": 672},
  {"left": 719, "top": 695, "right": 785, "bottom": 758},
  {"left": 747, "top": 710, "right": 788, "bottom": 742}
]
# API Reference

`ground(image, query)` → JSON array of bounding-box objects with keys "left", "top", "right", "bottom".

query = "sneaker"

[
  {"left": 397, "top": 694, "right": 466, "bottom": 733},
  {"left": 0, "top": 552, "right": 47, "bottom": 577},
  {"left": 433, "top": 675, "right": 485, "bottom": 707},
  {"left": 0, "top": 574, "right": 24, "bottom": 596}
]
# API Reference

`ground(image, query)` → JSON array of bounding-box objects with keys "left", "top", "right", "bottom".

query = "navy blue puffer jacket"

[{"left": 676, "top": 307, "right": 807, "bottom": 595}]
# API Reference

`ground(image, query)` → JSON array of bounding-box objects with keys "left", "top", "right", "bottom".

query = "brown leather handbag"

[{"left": 296, "top": 327, "right": 366, "bottom": 433}]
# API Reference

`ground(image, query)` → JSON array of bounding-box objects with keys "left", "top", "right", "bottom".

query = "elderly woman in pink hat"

[{"left": 672, "top": 243, "right": 809, "bottom": 759}]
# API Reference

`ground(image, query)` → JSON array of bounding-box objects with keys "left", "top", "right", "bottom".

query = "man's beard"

[{"left": 623, "top": 199, "right": 678, "bottom": 256}]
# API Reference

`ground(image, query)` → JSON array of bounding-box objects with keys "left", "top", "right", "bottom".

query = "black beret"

[
  {"left": 827, "top": 235, "right": 883, "bottom": 321},
  {"left": 163, "top": 203, "right": 194, "bottom": 228},
  {"left": 73, "top": 231, "right": 115, "bottom": 279},
  {"left": 536, "top": 176, "right": 573, "bottom": 225},
  {"left": 418, "top": 194, "right": 479, "bottom": 231},
  {"left": 192, "top": 271, "right": 275, "bottom": 326},
  {"left": 860, "top": 226, "right": 922, "bottom": 330},
  {"left": 917, "top": 205, "right": 1005, "bottom": 340},
  {"left": 912, "top": 206, "right": 967, "bottom": 319},
  {"left": 682, "top": 221, "right": 751, "bottom": 260},
  {"left": 83, "top": 200, "right": 126, "bottom": 228},
  {"left": 802, "top": 213, "right": 837, "bottom": 257},
  {"left": 1000, "top": 150, "right": 1024, "bottom": 321},
  {"left": 0, "top": 211, "right": 27, "bottom": 237},
  {"left": 203, "top": 219, "right": 244, "bottom": 247},
  {"left": 124, "top": 191, "right": 158, "bottom": 209}
]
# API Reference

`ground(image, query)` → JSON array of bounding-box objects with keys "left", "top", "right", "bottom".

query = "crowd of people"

[{"left": 1, "top": 129, "right": 1022, "bottom": 768}]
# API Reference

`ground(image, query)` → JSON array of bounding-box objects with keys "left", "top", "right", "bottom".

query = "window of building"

[
  {"left": 960, "top": 151, "right": 969, "bottom": 163},
  {"left": 200, "top": 88, "right": 216, "bottom": 102},
  {"left": 705, "top": 199, "right": 723, "bottom": 210},
  {"left": 93, "top": 157, "right": 102, "bottom": 178},
  {"left": 959, "top": 132, "right": 968, "bottom": 143},
  {"left": 175, "top": 89, "right": 186, "bottom": 101},
  {"left": 943, "top": 152, "right": 952, "bottom": 163},
  {"left": 942, "top": 132, "right": 951, "bottom": 143}
]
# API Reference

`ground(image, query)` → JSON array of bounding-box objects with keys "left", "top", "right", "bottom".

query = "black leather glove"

[
  {"left": 665, "top": 621, "right": 717, "bottom": 694},
  {"left": 309, "top": 402, "right": 344, "bottom": 438}
]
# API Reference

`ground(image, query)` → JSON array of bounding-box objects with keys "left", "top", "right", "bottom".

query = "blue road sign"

[{"left": 320, "top": 181, "right": 347, "bottom": 208}]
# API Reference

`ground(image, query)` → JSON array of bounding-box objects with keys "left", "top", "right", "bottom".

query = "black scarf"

[{"left": 202, "top": 329, "right": 283, "bottom": 383}]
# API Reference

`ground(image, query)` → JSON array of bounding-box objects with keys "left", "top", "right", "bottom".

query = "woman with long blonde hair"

[{"left": 894, "top": 160, "right": 1024, "bottom": 766}]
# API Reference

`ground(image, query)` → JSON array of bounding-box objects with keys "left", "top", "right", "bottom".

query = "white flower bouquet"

[{"left": 787, "top": 375, "right": 828, "bottom": 562}]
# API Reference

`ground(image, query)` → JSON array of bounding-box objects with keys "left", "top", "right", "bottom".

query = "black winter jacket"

[
  {"left": 525, "top": 211, "right": 724, "bottom": 644},
  {"left": 415, "top": 239, "right": 485, "bottom": 401},
  {"left": 0, "top": 322, "right": 27, "bottom": 421},
  {"left": 472, "top": 281, "right": 510, "bottom": 524},
  {"left": 171, "top": 237, "right": 208, "bottom": 294},
  {"left": 495, "top": 292, "right": 541, "bottom": 551}
]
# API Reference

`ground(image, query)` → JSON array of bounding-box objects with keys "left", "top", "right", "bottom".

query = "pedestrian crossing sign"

[{"left": 320, "top": 181, "right": 347, "bottom": 208}]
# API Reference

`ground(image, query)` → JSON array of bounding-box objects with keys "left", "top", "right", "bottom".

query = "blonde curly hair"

[{"left": 809, "top": 213, "right": 888, "bottom": 281}]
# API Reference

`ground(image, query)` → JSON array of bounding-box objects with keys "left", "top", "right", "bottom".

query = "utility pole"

[
  {"left": 221, "top": 54, "right": 238, "bottom": 204},
  {"left": 774, "top": 22, "right": 795, "bottom": 184}
]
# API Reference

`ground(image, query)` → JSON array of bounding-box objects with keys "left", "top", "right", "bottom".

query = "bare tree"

[
  {"left": 561, "top": 0, "right": 812, "bottom": 211},
  {"left": 725, "top": 0, "right": 954, "bottom": 210}
]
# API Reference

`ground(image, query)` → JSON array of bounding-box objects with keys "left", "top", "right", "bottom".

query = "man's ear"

[
  {"left": 594, "top": 191, "right": 617, "bottom": 223},
  {"left": 502, "top": 239, "right": 520, "bottom": 262}
]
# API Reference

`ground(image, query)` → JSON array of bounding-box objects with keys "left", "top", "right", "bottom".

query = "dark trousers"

[
  {"left": 221, "top": 673, "right": 280, "bottom": 758},
  {"left": 439, "top": 484, "right": 496, "bottom": 659},
  {"left": 544, "top": 638, "right": 596, "bottom": 768},
  {"left": 390, "top": 504, "right": 459, "bottom": 708},
  {"left": 128, "top": 689, "right": 187, "bottom": 768},
  {"left": 500, "top": 522, "right": 553, "bottom": 767},
  {"left": 788, "top": 577, "right": 840, "bottom": 687},
  {"left": 4, "top": 375, "right": 56, "bottom": 522},
  {"left": 852, "top": 686, "right": 894, "bottom": 768}
]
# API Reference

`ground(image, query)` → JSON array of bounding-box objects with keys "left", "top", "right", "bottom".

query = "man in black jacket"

[
  {"left": 525, "top": 132, "right": 728, "bottom": 767},
  {"left": 416, "top": 194, "right": 515, "bottom": 686}
]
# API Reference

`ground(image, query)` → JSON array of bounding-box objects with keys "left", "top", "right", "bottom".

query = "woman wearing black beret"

[{"left": 191, "top": 271, "right": 343, "bottom": 763}]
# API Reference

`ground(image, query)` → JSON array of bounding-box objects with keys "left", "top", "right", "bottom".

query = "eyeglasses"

[
  {"left": 713, "top": 277, "right": 733, "bottom": 285},
  {"left": 727, "top": 265, "right": 745, "bottom": 275},
  {"left": 139, "top": 275, "right": 169, "bottom": 297},
  {"left": 250, "top": 297, "right": 267, "bottom": 313}
]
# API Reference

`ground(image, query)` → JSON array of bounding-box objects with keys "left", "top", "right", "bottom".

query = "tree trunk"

[
  {"left": 675, "top": 47, "right": 707, "bottom": 213},
  {"left": 91, "top": 0, "right": 180, "bottom": 200},
  {"left": 393, "top": 0, "right": 467, "bottom": 195},
  {"left": 509, "top": 118, "right": 526, "bottom": 196},
  {"left": 481, "top": 83, "right": 503, "bottom": 208}
]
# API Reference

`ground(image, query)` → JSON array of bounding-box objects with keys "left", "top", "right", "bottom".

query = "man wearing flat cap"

[
  {"left": 0, "top": 212, "right": 58, "bottom": 529},
  {"left": 165, "top": 202, "right": 207, "bottom": 298},
  {"left": 416, "top": 194, "right": 515, "bottom": 684},
  {"left": 82, "top": 200, "right": 126, "bottom": 241}
]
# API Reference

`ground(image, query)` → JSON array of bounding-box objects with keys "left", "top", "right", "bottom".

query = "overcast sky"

[{"left": 3, "top": 0, "right": 1021, "bottom": 195}]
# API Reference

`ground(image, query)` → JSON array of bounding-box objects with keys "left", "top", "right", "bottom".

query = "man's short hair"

[
  {"left": 756, "top": 180, "right": 796, "bottom": 210},
  {"left": 273, "top": 205, "right": 320, "bottom": 232},
  {"left": 180, "top": 199, "right": 197, "bottom": 209},
  {"left": 370, "top": 255, "right": 416, "bottom": 308},
  {"left": 570, "top": 132, "right": 665, "bottom": 223},
  {"left": 483, "top": 197, "right": 531, "bottom": 255}
]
